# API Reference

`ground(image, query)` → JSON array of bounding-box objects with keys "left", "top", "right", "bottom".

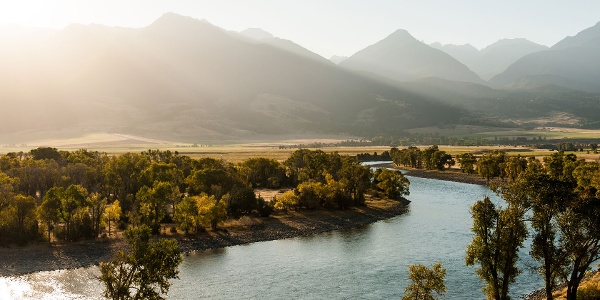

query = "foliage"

[
  {"left": 99, "top": 225, "right": 182, "bottom": 300},
  {"left": 457, "top": 153, "right": 477, "bottom": 174},
  {"left": 373, "top": 168, "right": 410, "bottom": 200},
  {"left": 477, "top": 150, "right": 507, "bottom": 181},
  {"left": 196, "top": 195, "right": 227, "bottom": 230},
  {"left": 103, "top": 200, "right": 122, "bottom": 237},
  {"left": 402, "top": 262, "right": 447, "bottom": 300},
  {"left": 466, "top": 197, "right": 527, "bottom": 300}
]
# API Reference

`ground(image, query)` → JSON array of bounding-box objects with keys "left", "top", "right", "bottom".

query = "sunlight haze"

[{"left": 1, "top": 0, "right": 598, "bottom": 57}]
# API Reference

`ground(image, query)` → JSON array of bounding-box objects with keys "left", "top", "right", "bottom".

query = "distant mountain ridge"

[
  {"left": 340, "top": 29, "right": 484, "bottom": 84},
  {"left": 0, "top": 13, "right": 599, "bottom": 145},
  {"left": 490, "top": 21, "right": 600, "bottom": 92},
  {"left": 431, "top": 39, "right": 548, "bottom": 80}
]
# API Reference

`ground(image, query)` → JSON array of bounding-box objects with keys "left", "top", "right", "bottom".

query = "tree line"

[{"left": 0, "top": 147, "right": 409, "bottom": 246}]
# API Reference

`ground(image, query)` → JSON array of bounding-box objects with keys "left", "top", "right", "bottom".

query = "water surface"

[{"left": 0, "top": 174, "right": 541, "bottom": 299}]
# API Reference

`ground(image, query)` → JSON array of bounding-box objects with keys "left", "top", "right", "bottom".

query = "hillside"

[
  {"left": 0, "top": 13, "right": 464, "bottom": 144},
  {"left": 490, "top": 22, "right": 600, "bottom": 92}
]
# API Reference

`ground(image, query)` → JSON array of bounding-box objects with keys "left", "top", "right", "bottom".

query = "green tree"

[
  {"left": 557, "top": 198, "right": 600, "bottom": 300},
  {"left": 137, "top": 181, "right": 178, "bottom": 233},
  {"left": 38, "top": 191, "right": 61, "bottom": 242},
  {"left": 501, "top": 173, "right": 573, "bottom": 300},
  {"left": 58, "top": 184, "right": 89, "bottom": 240},
  {"left": 375, "top": 168, "right": 410, "bottom": 200},
  {"left": 88, "top": 192, "right": 107, "bottom": 238},
  {"left": 174, "top": 196, "right": 198, "bottom": 234},
  {"left": 12, "top": 194, "right": 37, "bottom": 239},
  {"left": 100, "top": 225, "right": 182, "bottom": 300},
  {"left": 457, "top": 153, "right": 477, "bottom": 174},
  {"left": 402, "top": 262, "right": 447, "bottom": 300},
  {"left": 465, "top": 197, "right": 527, "bottom": 300}
]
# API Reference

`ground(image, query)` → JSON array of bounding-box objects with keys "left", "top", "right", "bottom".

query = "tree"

[
  {"left": 38, "top": 191, "right": 61, "bottom": 242},
  {"left": 58, "top": 184, "right": 89, "bottom": 240},
  {"left": 174, "top": 196, "right": 198, "bottom": 234},
  {"left": 374, "top": 168, "right": 410, "bottom": 200},
  {"left": 104, "top": 200, "right": 122, "bottom": 237},
  {"left": 196, "top": 195, "right": 227, "bottom": 230},
  {"left": 402, "top": 262, "right": 447, "bottom": 300},
  {"left": 501, "top": 173, "right": 573, "bottom": 300},
  {"left": 557, "top": 198, "right": 600, "bottom": 300},
  {"left": 100, "top": 225, "right": 182, "bottom": 300},
  {"left": 465, "top": 197, "right": 526, "bottom": 300},
  {"left": 12, "top": 194, "right": 37, "bottom": 239},
  {"left": 137, "top": 181, "right": 178, "bottom": 233},
  {"left": 457, "top": 153, "right": 477, "bottom": 174},
  {"left": 88, "top": 192, "right": 108, "bottom": 238}
]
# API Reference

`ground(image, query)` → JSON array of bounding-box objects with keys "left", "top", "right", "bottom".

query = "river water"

[{"left": 0, "top": 171, "right": 542, "bottom": 299}]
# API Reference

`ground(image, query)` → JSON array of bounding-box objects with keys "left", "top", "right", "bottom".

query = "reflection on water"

[
  {"left": 0, "top": 174, "right": 542, "bottom": 299},
  {"left": 0, "top": 268, "right": 102, "bottom": 300}
]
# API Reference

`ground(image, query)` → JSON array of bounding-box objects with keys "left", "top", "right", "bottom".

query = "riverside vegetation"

[
  {"left": 0, "top": 147, "right": 410, "bottom": 246},
  {"left": 385, "top": 145, "right": 600, "bottom": 300},
  {"left": 3, "top": 145, "right": 600, "bottom": 299}
]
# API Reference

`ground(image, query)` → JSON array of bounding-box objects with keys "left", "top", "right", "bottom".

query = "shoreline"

[
  {"left": 0, "top": 199, "right": 408, "bottom": 277},
  {"left": 369, "top": 162, "right": 489, "bottom": 186}
]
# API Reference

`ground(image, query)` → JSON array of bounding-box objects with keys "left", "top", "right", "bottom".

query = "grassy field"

[{"left": 1, "top": 132, "right": 598, "bottom": 162}]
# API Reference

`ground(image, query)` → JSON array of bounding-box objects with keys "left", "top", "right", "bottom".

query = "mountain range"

[{"left": 0, "top": 13, "right": 599, "bottom": 144}]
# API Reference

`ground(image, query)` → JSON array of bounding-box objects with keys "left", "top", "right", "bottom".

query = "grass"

[{"left": 1, "top": 132, "right": 599, "bottom": 162}]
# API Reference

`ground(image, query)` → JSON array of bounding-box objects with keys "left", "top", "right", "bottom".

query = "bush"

[
  {"left": 255, "top": 197, "right": 273, "bottom": 217},
  {"left": 577, "top": 281, "right": 600, "bottom": 300}
]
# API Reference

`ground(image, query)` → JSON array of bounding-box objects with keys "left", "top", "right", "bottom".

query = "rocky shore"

[
  {"left": 0, "top": 199, "right": 408, "bottom": 277},
  {"left": 404, "top": 168, "right": 489, "bottom": 186}
]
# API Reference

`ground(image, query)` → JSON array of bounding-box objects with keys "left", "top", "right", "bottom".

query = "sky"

[{"left": 1, "top": 0, "right": 599, "bottom": 58}]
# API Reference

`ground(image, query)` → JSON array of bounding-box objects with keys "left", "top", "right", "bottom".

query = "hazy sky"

[{"left": 1, "top": 0, "right": 599, "bottom": 58}]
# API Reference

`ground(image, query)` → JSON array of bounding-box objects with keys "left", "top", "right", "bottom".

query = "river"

[{"left": 0, "top": 171, "right": 542, "bottom": 299}]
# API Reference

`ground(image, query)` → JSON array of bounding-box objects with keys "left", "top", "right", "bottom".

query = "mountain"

[
  {"left": 237, "top": 27, "right": 328, "bottom": 63},
  {"left": 429, "top": 42, "right": 480, "bottom": 70},
  {"left": 0, "top": 13, "right": 465, "bottom": 143},
  {"left": 490, "top": 22, "right": 600, "bottom": 92},
  {"left": 432, "top": 39, "right": 548, "bottom": 80},
  {"left": 552, "top": 21, "right": 600, "bottom": 49},
  {"left": 330, "top": 55, "right": 348, "bottom": 64},
  {"left": 340, "top": 30, "right": 483, "bottom": 84}
]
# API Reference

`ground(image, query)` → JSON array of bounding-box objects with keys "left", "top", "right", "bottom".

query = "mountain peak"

[
  {"left": 148, "top": 12, "right": 214, "bottom": 31},
  {"left": 387, "top": 29, "right": 417, "bottom": 41},
  {"left": 240, "top": 28, "right": 275, "bottom": 41}
]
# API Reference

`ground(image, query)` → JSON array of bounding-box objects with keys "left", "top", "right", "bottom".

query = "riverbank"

[
  {"left": 404, "top": 168, "right": 488, "bottom": 185},
  {"left": 0, "top": 198, "right": 408, "bottom": 277},
  {"left": 370, "top": 162, "right": 489, "bottom": 186}
]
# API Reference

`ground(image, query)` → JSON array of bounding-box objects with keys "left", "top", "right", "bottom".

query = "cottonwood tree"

[
  {"left": 457, "top": 153, "right": 477, "bottom": 174},
  {"left": 501, "top": 173, "right": 573, "bottom": 300},
  {"left": 402, "top": 262, "right": 447, "bottom": 300},
  {"left": 465, "top": 197, "right": 526, "bottom": 300},
  {"left": 196, "top": 194, "right": 227, "bottom": 230},
  {"left": 103, "top": 200, "right": 122, "bottom": 237},
  {"left": 374, "top": 168, "right": 410, "bottom": 200},
  {"left": 100, "top": 225, "right": 181, "bottom": 300},
  {"left": 174, "top": 196, "right": 198, "bottom": 234}
]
